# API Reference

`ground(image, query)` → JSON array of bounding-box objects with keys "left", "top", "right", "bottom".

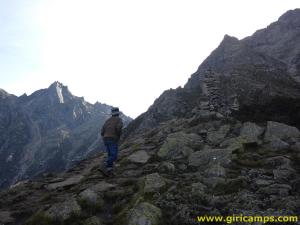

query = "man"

[{"left": 101, "top": 107, "right": 123, "bottom": 176}]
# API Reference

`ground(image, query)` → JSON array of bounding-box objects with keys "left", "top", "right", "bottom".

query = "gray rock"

[
  {"left": 204, "top": 163, "right": 226, "bottom": 178},
  {"left": 291, "top": 142, "right": 300, "bottom": 152},
  {"left": 254, "top": 179, "right": 274, "bottom": 187},
  {"left": 83, "top": 216, "right": 103, "bottom": 225},
  {"left": 159, "top": 162, "right": 175, "bottom": 173},
  {"left": 90, "top": 181, "right": 116, "bottom": 192},
  {"left": 195, "top": 110, "right": 216, "bottom": 121},
  {"left": 273, "top": 168, "right": 294, "bottom": 182},
  {"left": 264, "top": 156, "right": 292, "bottom": 169},
  {"left": 257, "top": 184, "right": 292, "bottom": 197},
  {"left": 240, "top": 122, "right": 264, "bottom": 144},
  {"left": 191, "top": 182, "right": 206, "bottom": 193},
  {"left": 46, "top": 198, "right": 81, "bottom": 221},
  {"left": 188, "top": 148, "right": 233, "bottom": 168},
  {"left": 178, "top": 164, "right": 187, "bottom": 171},
  {"left": 207, "top": 125, "right": 231, "bottom": 145},
  {"left": 127, "top": 150, "right": 150, "bottom": 164},
  {"left": 202, "top": 177, "right": 226, "bottom": 189},
  {"left": 143, "top": 173, "right": 166, "bottom": 193},
  {"left": 126, "top": 202, "right": 162, "bottom": 225},
  {"left": 45, "top": 175, "right": 84, "bottom": 190},
  {"left": 220, "top": 137, "right": 246, "bottom": 154},
  {"left": 268, "top": 138, "right": 290, "bottom": 151},
  {"left": 157, "top": 132, "right": 202, "bottom": 159},
  {"left": 264, "top": 121, "right": 300, "bottom": 142},
  {"left": 0, "top": 211, "right": 15, "bottom": 224},
  {"left": 199, "top": 129, "right": 208, "bottom": 136},
  {"left": 78, "top": 189, "right": 104, "bottom": 208},
  {"left": 215, "top": 112, "right": 225, "bottom": 119}
]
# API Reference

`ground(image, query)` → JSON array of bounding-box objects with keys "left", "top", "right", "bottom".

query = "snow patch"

[
  {"left": 56, "top": 84, "right": 64, "bottom": 103},
  {"left": 73, "top": 110, "right": 77, "bottom": 119},
  {"left": 6, "top": 154, "right": 13, "bottom": 162}
]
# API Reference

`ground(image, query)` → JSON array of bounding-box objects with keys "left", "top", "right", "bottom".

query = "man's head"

[{"left": 111, "top": 107, "right": 120, "bottom": 117}]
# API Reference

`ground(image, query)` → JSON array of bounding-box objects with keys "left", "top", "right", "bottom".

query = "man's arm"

[
  {"left": 101, "top": 122, "right": 106, "bottom": 137},
  {"left": 117, "top": 119, "right": 123, "bottom": 138}
]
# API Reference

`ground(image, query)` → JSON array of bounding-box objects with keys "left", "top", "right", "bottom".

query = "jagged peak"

[
  {"left": 0, "top": 88, "right": 13, "bottom": 99},
  {"left": 220, "top": 34, "right": 240, "bottom": 46},
  {"left": 48, "top": 81, "right": 66, "bottom": 89},
  {"left": 34, "top": 81, "right": 73, "bottom": 104},
  {"left": 0, "top": 88, "right": 8, "bottom": 95},
  {"left": 47, "top": 81, "right": 67, "bottom": 103}
]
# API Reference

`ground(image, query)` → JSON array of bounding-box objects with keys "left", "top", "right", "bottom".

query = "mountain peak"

[
  {"left": 49, "top": 81, "right": 66, "bottom": 89},
  {"left": 47, "top": 81, "right": 72, "bottom": 103}
]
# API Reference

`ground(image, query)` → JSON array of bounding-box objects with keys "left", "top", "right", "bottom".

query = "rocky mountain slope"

[
  {"left": 125, "top": 9, "right": 300, "bottom": 137},
  {"left": 0, "top": 82, "right": 131, "bottom": 190},
  {"left": 1, "top": 117, "right": 300, "bottom": 225},
  {"left": 1, "top": 9, "right": 300, "bottom": 225}
]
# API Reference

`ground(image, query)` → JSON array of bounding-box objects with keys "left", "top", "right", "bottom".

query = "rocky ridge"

[{"left": 125, "top": 9, "right": 300, "bottom": 138}]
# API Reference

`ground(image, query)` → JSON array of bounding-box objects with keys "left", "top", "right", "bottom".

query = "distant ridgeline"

[{"left": 0, "top": 82, "right": 132, "bottom": 189}]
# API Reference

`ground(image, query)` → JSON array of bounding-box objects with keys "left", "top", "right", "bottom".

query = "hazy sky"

[{"left": 1, "top": 0, "right": 299, "bottom": 118}]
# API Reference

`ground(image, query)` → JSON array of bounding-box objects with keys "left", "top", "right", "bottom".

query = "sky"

[{"left": 0, "top": 1, "right": 299, "bottom": 118}]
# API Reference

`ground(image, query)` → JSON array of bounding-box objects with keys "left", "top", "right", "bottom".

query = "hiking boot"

[
  {"left": 99, "top": 164, "right": 109, "bottom": 176},
  {"left": 106, "top": 167, "right": 115, "bottom": 177},
  {"left": 99, "top": 165, "right": 115, "bottom": 177}
]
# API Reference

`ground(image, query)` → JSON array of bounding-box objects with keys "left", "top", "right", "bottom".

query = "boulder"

[
  {"left": 45, "top": 197, "right": 81, "bottom": 221},
  {"left": 264, "top": 121, "right": 300, "bottom": 142},
  {"left": 220, "top": 137, "right": 245, "bottom": 152},
  {"left": 126, "top": 202, "right": 162, "bottom": 225},
  {"left": 78, "top": 189, "right": 104, "bottom": 208},
  {"left": 191, "top": 182, "right": 206, "bottom": 191},
  {"left": 207, "top": 125, "right": 231, "bottom": 145},
  {"left": 268, "top": 138, "right": 290, "bottom": 151},
  {"left": 273, "top": 168, "right": 295, "bottom": 182},
  {"left": 158, "top": 162, "right": 175, "bottom": 173},
  {"left": 264, "top": 156, "right": 292, "bottom": 169},
  {"left": 83, "top": 216, "right": 103, "bottom": 225},
  {"left": 188, "top": 148, "right": 233, "bottom": 168},
  {"left": 143, "top": 173, "right": 166, "bottom": 193},
  {"left": 202, "top": 177, "right": 226, "bottom": 189},
  {"left": 178, "top": 164, "right": 187, "bottom": 171},
  {"left": 0, "top": 211, "right": 15, "bottom": 224},
  {"left": 157, "top": 132, "right": 202, "bottom": 159},
  {"left": 127, "top": 150, "right": 150, "bottom": 164},
  {"left": 204, "top": 163, "right": 226, "bottom": 178},
  {"left": 240, "top": 122, "right": 264, "bottom": 144},
  {"left": 254, "top": 179, "right": 274, "bottom": 187},
  {"left": 192, "top": 110, "right": 217, "bottom": 122},
  {"left": 257, "top": 184, "right": 292, "bottom": 197},
  {"left": 191, "top": 182, "right": 206, "bottom": 195},
  {"left": 45, "top": 175, "right": 84, "bottom": 190},
  {"left": 90, "top": 181, "right": 116, "bottom": 192},
  {"left": 291, "top": 142, "right": 300, "bottom": 152}
]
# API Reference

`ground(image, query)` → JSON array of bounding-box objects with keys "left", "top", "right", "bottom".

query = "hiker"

[{"left": 101, "top": 107, "right": 123, "bottom": 175}]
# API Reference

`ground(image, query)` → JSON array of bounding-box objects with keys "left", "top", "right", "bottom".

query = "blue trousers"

[{"left": 104, "top": 139, "right": 118, "bottom": 168}]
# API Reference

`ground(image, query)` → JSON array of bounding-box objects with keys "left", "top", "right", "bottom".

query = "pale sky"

[{"left": 1, "top": 1, "right": 299, "bottom": 118}]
